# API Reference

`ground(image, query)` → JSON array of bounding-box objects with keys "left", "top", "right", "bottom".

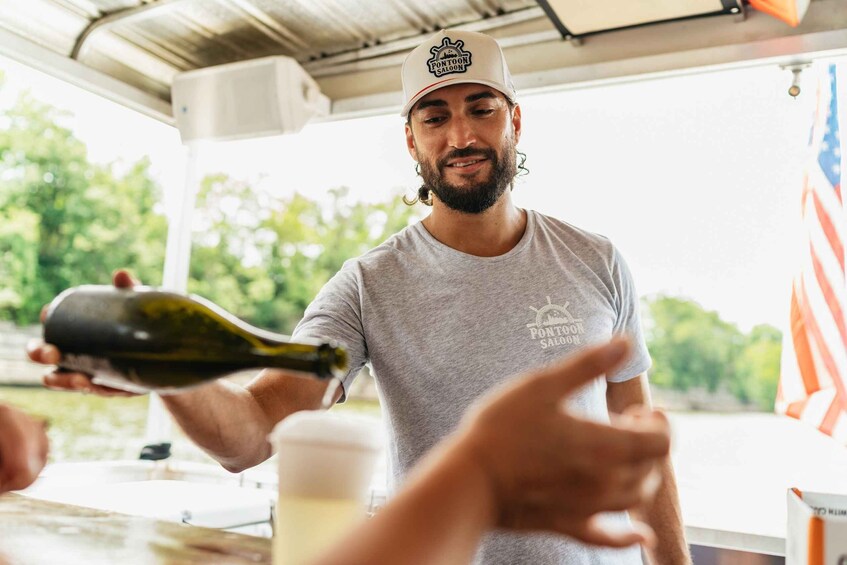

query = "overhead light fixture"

[{"left": 535, "top": 0, "right": 744, "bottom": 39}]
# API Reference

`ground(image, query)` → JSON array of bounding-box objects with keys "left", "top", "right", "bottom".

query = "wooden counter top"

[{"left": 0, "top": 494, "right": 271, "bottom": 564}]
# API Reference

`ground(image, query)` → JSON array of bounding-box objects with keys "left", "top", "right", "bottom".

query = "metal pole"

[{"left": 141, "top": 141, "right": 201, "bottom": 454}]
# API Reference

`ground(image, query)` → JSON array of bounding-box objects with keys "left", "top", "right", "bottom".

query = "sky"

[{"left": 0, "top": 53, "right": 834, "bottom": 333}]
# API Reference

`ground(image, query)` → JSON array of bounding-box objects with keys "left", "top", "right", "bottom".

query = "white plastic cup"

[{"left": 268, "top": 410, "right": 382, "bottom": 565}]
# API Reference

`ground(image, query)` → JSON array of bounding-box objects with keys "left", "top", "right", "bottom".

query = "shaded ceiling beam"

[
  {"left": 0, "top": 24, "right": 173, "bottom": 124},
  {"left": 302, "top": 6, "right": 545, "bottom": 71},
  {"left": 71, "top": 0, "right": 193, "bottom": 59},
  {"left": 219, "top": 0, "right": 310, "bottom": 52}
]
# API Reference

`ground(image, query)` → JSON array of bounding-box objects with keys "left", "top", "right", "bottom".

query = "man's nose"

[{"left": 447, "top": 115, "right": 477, "bottom": 149}]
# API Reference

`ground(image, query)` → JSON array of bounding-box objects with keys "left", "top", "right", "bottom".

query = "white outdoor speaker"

[{"left": 171, "top": 56, "right": 330, "bottom": 144}]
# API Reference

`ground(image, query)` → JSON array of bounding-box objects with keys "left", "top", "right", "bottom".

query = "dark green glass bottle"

[{"left": 43, "top": 285, "right": 347, "bottom": 393}]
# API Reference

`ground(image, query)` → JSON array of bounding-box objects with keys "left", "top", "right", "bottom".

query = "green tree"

[
  {"left": 0, "top": 92, "right": 167, "bottom": 323},
  {"left": 644, "top": 295, "right": 784, "bottom": 409},
  {"left": 0, "top": 207, "right": 38, "bottom": 315},
  {"left": 188, "top": 176, "right": 419, "bottom": 333},
  {"left": 643, "top": 295, "right": 743, "bottom": 393},
  {"left": 735, "top": 324, "right": 782, "bottom": 410}
]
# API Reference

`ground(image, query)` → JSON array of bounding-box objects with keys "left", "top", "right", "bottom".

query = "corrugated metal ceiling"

[
  {"left": 1, "top": 0, "right": 544, "bottom": 99},
  {"left": 1, "top": 0, "right": 846, "bottom": 123}
]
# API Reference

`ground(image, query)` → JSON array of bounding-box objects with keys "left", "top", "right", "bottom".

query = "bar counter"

[{"left": 0, "top": 494, "right": 271, "bottom": 564}]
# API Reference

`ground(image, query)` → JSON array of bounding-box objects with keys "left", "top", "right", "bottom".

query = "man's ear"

[
  {"left": 405, "top": 122, "right": 418, "bottom": 161},
  {"left": 511, "top": 103, "right": 522, "bottom": 144}
]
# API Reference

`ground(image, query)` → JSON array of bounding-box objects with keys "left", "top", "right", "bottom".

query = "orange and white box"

[{"left": 787, "top": 488, "right": 847, "bottom": 564}]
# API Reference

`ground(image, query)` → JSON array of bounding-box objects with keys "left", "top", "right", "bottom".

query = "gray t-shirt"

[{"left": 293, "top": 209, "right": 651, "bottom": 564}]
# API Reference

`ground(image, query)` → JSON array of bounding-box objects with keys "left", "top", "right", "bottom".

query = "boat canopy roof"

[{"left": 1, "top": 0, "right": 846, "bottom": 123}]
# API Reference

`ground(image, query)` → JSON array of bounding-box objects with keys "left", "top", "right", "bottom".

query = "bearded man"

[{"left": 31, "top": 29, "right": 689, "bottom": 564}]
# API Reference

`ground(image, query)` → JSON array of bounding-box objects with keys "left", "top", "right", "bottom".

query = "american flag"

[{"left": 777, "top": 64, "right": 847, "bottom": 442}]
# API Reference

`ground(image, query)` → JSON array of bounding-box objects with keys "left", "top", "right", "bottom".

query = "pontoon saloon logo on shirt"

[
  {"left": 526, "top": 296, "right": 586, "bottom": 349},
  {"left": 427, "top": 37, "right": 472, "bottom": 77}
]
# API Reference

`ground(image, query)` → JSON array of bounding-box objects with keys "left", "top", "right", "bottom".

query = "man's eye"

[
  {"left": 423, "top": 116, "right": 446, "bottom": 124},
  {"left": 473, "top": 108, "right": 495, "bottom": 116}
]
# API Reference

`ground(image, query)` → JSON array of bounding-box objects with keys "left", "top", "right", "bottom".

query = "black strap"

[
  {"left": 719, "top": 0, "right": 742, "bottom": 13},
  {"left": 535, "top": 0, "right": 576, "bottom": 40},
  {"left": 535, "top": 0, "right": 742, "bottom": 41}
]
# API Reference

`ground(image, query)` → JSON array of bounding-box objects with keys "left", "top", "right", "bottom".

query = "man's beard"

[{"left": 418, "top": 139, "right": 517, "bottom": 214}]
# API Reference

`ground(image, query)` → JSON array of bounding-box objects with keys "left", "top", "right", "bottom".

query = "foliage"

[
  {"left": 1, "top": 78, "right": 783, "bottom": 411},
  {"left": 735, "top": 324, "right": 783, "bottom": 410},
  {"left": 643, "top": 295, "right": 743, "bottom": 392},
  {"left": 0, "top": 384, "right": 379, "bottom": 464},
  {"left": 188, "top": 175, "right": 419, "bottom": 333},
  {"left": 0, "top": 84, "right": 418, "bottom": 331},
  {"left": 0, "top": 93, "right": 167, "bottom": 323},
  {"left": 643, "top": 295, "right": 783, "bottom": 408}
]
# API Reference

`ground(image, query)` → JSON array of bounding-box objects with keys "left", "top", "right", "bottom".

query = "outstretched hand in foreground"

[{"left": 315, "top": 337, "right": 671, "bottom": 565}]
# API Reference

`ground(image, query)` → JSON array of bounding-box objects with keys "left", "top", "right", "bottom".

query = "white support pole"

[{"left": 143, "top": 142, "right": 201, "bottom": 447}]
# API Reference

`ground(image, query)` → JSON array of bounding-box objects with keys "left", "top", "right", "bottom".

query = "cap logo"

[{"left": 426, "top": 37, "right": 472, "bottom": 77}]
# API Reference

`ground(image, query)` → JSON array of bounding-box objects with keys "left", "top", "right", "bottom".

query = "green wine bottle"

[{"left": 43, "top": 285, "right": 347, "bottom": 393}]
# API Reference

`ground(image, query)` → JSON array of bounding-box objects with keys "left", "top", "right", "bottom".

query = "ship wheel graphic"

[
  {"left": 527, "top": 296, "right": 576, "bottom": 328},
  {"left": 430, "top": 38, "right": 465, "bottom": 60}
]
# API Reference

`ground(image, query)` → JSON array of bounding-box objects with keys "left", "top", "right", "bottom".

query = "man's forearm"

[
  {"left": 160, "top": 369, "right": 331, "bottom": 473},
  {"left": 636, "top": 457, "right": 690, "bottom": 565},
  {"left": 161, "top": 379, "right": 273, "bottom": 472}
]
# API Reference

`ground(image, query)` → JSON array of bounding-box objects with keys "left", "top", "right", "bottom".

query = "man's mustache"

[{"left": 437, "top": 147, "right": 497, "bottom": 170}]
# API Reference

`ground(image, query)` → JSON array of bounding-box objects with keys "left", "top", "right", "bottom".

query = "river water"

[{"left": 667, "top": 412, "right": 847, "bottom": 539}]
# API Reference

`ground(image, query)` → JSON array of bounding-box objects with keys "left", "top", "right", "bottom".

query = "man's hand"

[
  {"left": 27, "top": 270, "right": 138, "bottom": 397},
  {"left": 453, "top": 338, "right": 671, "bottom": 548},
  {"left": 0, "top": 404, "right": 49, "bottom": 494}
]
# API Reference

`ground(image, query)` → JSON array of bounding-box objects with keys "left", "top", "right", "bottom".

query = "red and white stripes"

[{"left": 777, "top": 64, "right": 847, "bottom": 443}]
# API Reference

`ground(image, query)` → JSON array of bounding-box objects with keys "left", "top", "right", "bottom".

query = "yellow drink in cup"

[{"left": 269, "top": 411, "right": 381, "bottom": 565}]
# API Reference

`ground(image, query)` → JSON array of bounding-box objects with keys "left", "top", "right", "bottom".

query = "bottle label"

[{"left": 60, "top": 353, "right": 151, "bottom": 395}]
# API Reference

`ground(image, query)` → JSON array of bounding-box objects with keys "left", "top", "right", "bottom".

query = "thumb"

[
  {"left": 112, "top": 269, "right": 138, "bottom": 288},
  {"left": 529, "top": 337, "right": 631, "bottom": 400}
]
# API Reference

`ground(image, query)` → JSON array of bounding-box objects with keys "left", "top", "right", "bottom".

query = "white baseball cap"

[{"left": 400, "top": 29, "right": 516, "bottom": 117}]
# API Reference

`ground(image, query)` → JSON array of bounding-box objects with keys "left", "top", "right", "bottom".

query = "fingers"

[
  {"left": 540, "top": 458, "right": 662, "bottom": 517},
  {"left": 112, "top": 269, "right": 137, "bottom": 288},
  {"left": 26, "top": 340, "right": 60, "bottom": 365},
  {"left": 84, "top": 382, "right": 138, "bottom": 397},
  {"left": 42, "top": 371, "right": 136, "bottom": 397},
  {"left": 568, "top": 414, "right": 670, "bottom": 466},
  {"left": 502, "top": 506, "right": 654, "bottom": 549},
  {"left": 528, "top": 337, "right": 632, "bottom": 401},
  {"left": 29, "top": 339, "right": 136, "bottom": 397},
  {"left": 566, "top": 516, "right": 655, "bottom": 549},
  {"left": 618, "top": 406, "right": 670, "bottom": 433},
  {"left": 0, "top": 405, "right": 49, "bottom": 494},
  {"left": 43, "top": 370, "right": 91, "bottom": 392},
  {"left": 32, "top": 341, "right": 137, "bottom": 397},
  {"left": 592, "top": 465, "right": 663, "bottom": 513}
]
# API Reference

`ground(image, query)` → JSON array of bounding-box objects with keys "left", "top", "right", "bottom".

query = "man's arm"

[
  {"left": 606, "top": 374, "right": 691, "bottom": 565},
  {"left": 161, "top": 370, "right": 338, "bottom": 472}
]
